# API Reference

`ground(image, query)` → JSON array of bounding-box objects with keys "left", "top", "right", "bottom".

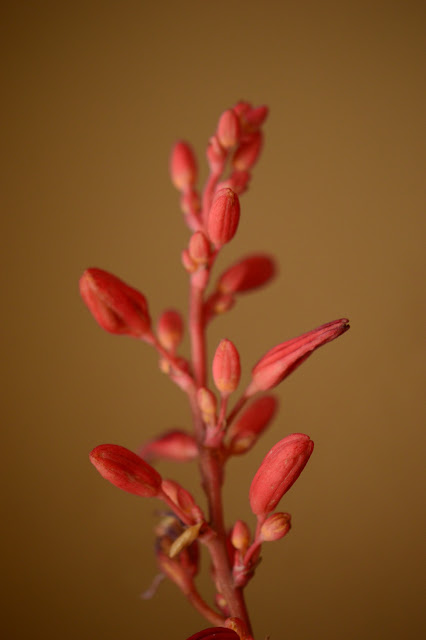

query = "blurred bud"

[
  {"left": 89, "top": 444, "right": 162, "bottom": 498},
  {"left": 185, "top": 628, "right": 239, "bottom": 640},
  {"left": 212, "top": 339, "right": 241, "bottom": 396},
  {"left": 79, "top": 268, "right": 151, "bottom": 338},
  {"left": 217, "top": 109, "right": 241, "bottom": 148},
  {"left": 170, "top": 141, "right": 198, "bottom": 191},
  {"left": 230, "top": 520, "right": 251, "bottom": 552},
  {"left": 157, "top": 550, "right": 194, "bottom": 596},
  {"left": 197, "top": 387, "right": 218, "bottom": 423},
  {"left": 161, "top": 479, "right": 204, "bottom": 523},
  {"left": 226, "top": 395, "right": 278, "bottom": 455},
  {"left": 232, "top": 131, "right": 263, "bottom": 171},
  {"left": 260, "top": 512, "right": 291, "bottom": 542},
  {"left": 247, "top": 318, "right": 350, "bottom": 396},
  {"left": 206, "top": 135, "right": 227, "bottom": 173},
  {"left": 157, "top": 309, "right": 184, "bottom": 351},
  {"left": 181, "top": 249, "right": 198, "bottom": 273},
  {"left": 217, "top": 170, "right": 251, "bottom": 195},
  {"left": 207, "top": 188, "right": 240, "bottom": 248},
  {"left": 244, "top": 105, "right": 269, "bottom": 131},
  {"left": 249, "top": 434, "right": 314, "bottom": 516},
  {"left": 138, "top": 429, "right": 198, "bottom": 463},
  {"left": 233, "top": 101, "right": 251, "bottom": 119},
  {"left": 188, "top": 231, "right": 211, "bottom": 265},
  {"left": 217, "top": 254, "right": 276, "bottom": 295},
  {"left": 180, "top": 187, "right": 200, "bottom": 215}
]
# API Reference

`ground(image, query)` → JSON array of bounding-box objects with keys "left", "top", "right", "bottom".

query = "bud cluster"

[{"left": 80, "top": 100, "right": 349, "bottom": 639}]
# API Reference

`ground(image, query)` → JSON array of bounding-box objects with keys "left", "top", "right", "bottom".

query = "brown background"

[{"left": 2, "top": 1, "right": 425, "bottom": 639}]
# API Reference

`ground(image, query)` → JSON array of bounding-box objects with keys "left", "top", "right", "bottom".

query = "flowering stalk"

[{"left": 80, "top": 101, "right": 349, "bottom": 639}]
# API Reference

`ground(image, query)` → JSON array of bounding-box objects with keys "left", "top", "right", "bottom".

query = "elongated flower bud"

[
  {"left": 212, "top": 339, "right": 241, "bottom": 396},
  {"left": 185, "top": 629, "right": 239, "bottom": 640},
  {"left": 226, "top": 395, "right": 278, "bottom": 455},
  {"left": 247, "top": 318, "right": 350, "bottom": 396},
  {"left": 232, "top": 131, "right": 263, "bottom": 171},
  {"left": 249, "top": 433, "right": 314, "bottom": 516},
  {"left": 260, "top": 512, "right": 291, "bottom": 542},
  {"left": 217, "top": 109, "right": 241, "bottom": 148},
  {"left": 188, "top": 231, "right": 211, "bottom": 265},
  {"left": 231, "top": 520, "right": 251, "bottom": 552},
  {"left": 206, "top": 135, "right": 227, "bottom": 174},
  {"left": 89, "top": 444, "right": 162, "bottom": 498},
  {"left": 79, "top": 268, "right": 151, "bottom": 338},
  {"left": 170, "top": 141, "right": 198, "bottom": 191},
  {"left": 138, "top": 429, "right": 198, "bottom": 463},
  {"left": 217, "top": 254, "right": 276, "bottom": 295},
  {"left": 207, "top": 188, "right": 240, "bottom": 248},
  {"left": 157, "top": 309, "right": 184, "bottom": 351}
]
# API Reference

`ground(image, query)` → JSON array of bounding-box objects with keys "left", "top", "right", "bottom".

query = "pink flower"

[
  {"left": 249, "top": 433, "right": 314, "bottom": 516},
  {"left": 246, "top": 318, "right": 350, "bottom": 395},
  {"left": 79, "top": 268, "right": 151, "bottom": 338},
  {"left": 89, "top": 444, "right": 162, "bottom": 498}
]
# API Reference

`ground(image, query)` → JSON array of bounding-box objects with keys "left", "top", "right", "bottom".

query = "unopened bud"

[
  {"left": 232, "top": 131, "right": 263, "bottom": 171},
  {"left": 185, "top": 628, "right": 239, "bottom": 640},
  {"left": 138, "top": 429, "right": 198, "bottom": 463},
  {"left": 207, "top": 188, "right": 240, "bottom": 248},
  {"left": 217, "top": 254, "right": 276, "bottom": 295},
  {"left": 212, "top": 339, "right": 241, "bottom": 396},
  {"left": 157, "top": 309, "right": 184, "bottom": 351},
  {"left": 197, "top": 387, "right": 218, "bottom": 422},
  {"left": 226, "top": 395, "right": 278, "bottom": 455},
  {"left": 170, "top": 141, "right": 198, "bottom": 191},
  {"left": 206, "top": 135, "right": 227, "bottom": 173},
  {"left": 188, "top": 231, "right": 211, "bottom": 265},
  {"left": 244, "top": 105, "right": 269, "bottom": 131},
  {"left": 89, "top": 444, "right": 162, "bottom": 498},
  {"left": 181, "top": 249, "right": 197, "bottom": 273},
  {"left": 217, "top": 109, "right": 241, "bottom": 148},
  {"left": 260, "top": 512, "right": 291, "bottom": 542},
  {"left": 247, "top": 318, "right": 350, "bottom": 396},
  {"left": 249, "top": 434, "right": 314, "bottom": 516},
  {"left": 79, "top": 268, "right": 151, "bottom": 338},
  {"left": 230, "top": 520, "right": 251, "bottom": 552}
]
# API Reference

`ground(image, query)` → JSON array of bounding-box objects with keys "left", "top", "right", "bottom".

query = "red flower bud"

[
  {"left": 217, "top": 109, "right": 241, "bottom": 148},
  {"left": 230, "top": 520, "right": 251, "bottom": 552},
  {"left": 232, "top": 131, "right": 263, "bottom": 171},
  {"left": 170, "top": 141, "right": 198, "bottom": 191},
  {"left": 185, "top": 629, "right": 239, "bottom": 640},
  {"left": 247, "top": 318, "right": 350, "bottom": 395},
  {"left": 188, "top": 231, "right": 211, "bottom": 265},
  {"left": 197, "top": 387, "right": 218, "bottom": 423},
  {"left": 207, "top": 188, "right": 240, "bottom": 248},
  {"left": 79, "top": 268, "right": 151, "bottom": 338},
  {"left": 89, "top": 444, "right": 162, "bottom": 498},
  {"left": 157, "top": 309, "right": 184, "bottom": 351},
  {"left": 206, "top": 135, "right": 227, "bottom": 173},
  {"left": 249, "top": 433, "right": 314, "bottom": 516},
  {"left": 244, "top": 105, "right": 269, "bottom": 131},
  {"left": 217, "top": 254, "right": 276, "bottom": 295},
  {"left": 212, "top": 339, "right": 241, "bottom": 396},
  {"left": 138, "top": 429, "right": 198, "bottom": 463},
  {"left": 226, "top": 395, "right": 278, "bottom": 455},
  {"left": 260, "top": 512, "right": 291, "bottom": 542}
]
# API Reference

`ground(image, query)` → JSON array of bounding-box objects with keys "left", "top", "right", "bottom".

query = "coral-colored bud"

[
  {"left": 157, "top": 309, "right": 184, "bottom": 351},
  {"left": 244, "top": 105, "right": 269, "bottom": 131},
  {"left": 138, "top": 429, "right": 198, "bottom": 463},
  {"left": 181, "top": 249, "right": 197, "bottom": 273},
  {"left": 217, "top": 254, "right": 276, "bottom": 295},
  {"left": 232, "top": 132, "right": 263, "bottom": 171},
  {"left": 197, "top": 387, "right": 218, "bottom": 419},
  {"left": 247, "top": 318, "right": 350, "bottom": 395},
  {"left": 212, "top": 339, "right": 241, "bottom": 396},
  {"left": 226, "top": 395, "right": 278, "bottom": 455},
  {"left": 185, "top": 629, "right": 239, "bottom": 640},
  {"left": 207, "top": 188, "right": 240, "bottom": 248},
  {"left": 79, "top": 268, "right": 151, "bottom": 338},
  {"left": 206, "top": 135, "right": 227, "bottom": 173},
  {"left": 260, "top": 512, "right": 291, "bottom": 542},
  {"left": 89, "top": 444, "right": 162, "bottom": 498},
  {"left": 156, "top": 551, "right": 193, "bottom": 596},
  {"left": 217, "top": 109, "right": 241, "bottom": 148},
  {"left": 249, "top": 434, "right": 314, "bottom": 516},
  {"left": 188, "top": 231, "right": 211, "bottom": 265},
  {"left": 170, "top": 141, "right": 198, "bottom": 191},
  {"left": 231, "top": 520, "right": 251, "bottom": 552}
]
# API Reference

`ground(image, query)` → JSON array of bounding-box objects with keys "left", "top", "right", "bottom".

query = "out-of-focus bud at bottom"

[{"left": 185, "top": 628, "right": 240, "bottom": 640}]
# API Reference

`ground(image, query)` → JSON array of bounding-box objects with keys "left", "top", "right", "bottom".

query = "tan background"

[{"left": 2, "top": 1, "right": 425, "bottom": 639}]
